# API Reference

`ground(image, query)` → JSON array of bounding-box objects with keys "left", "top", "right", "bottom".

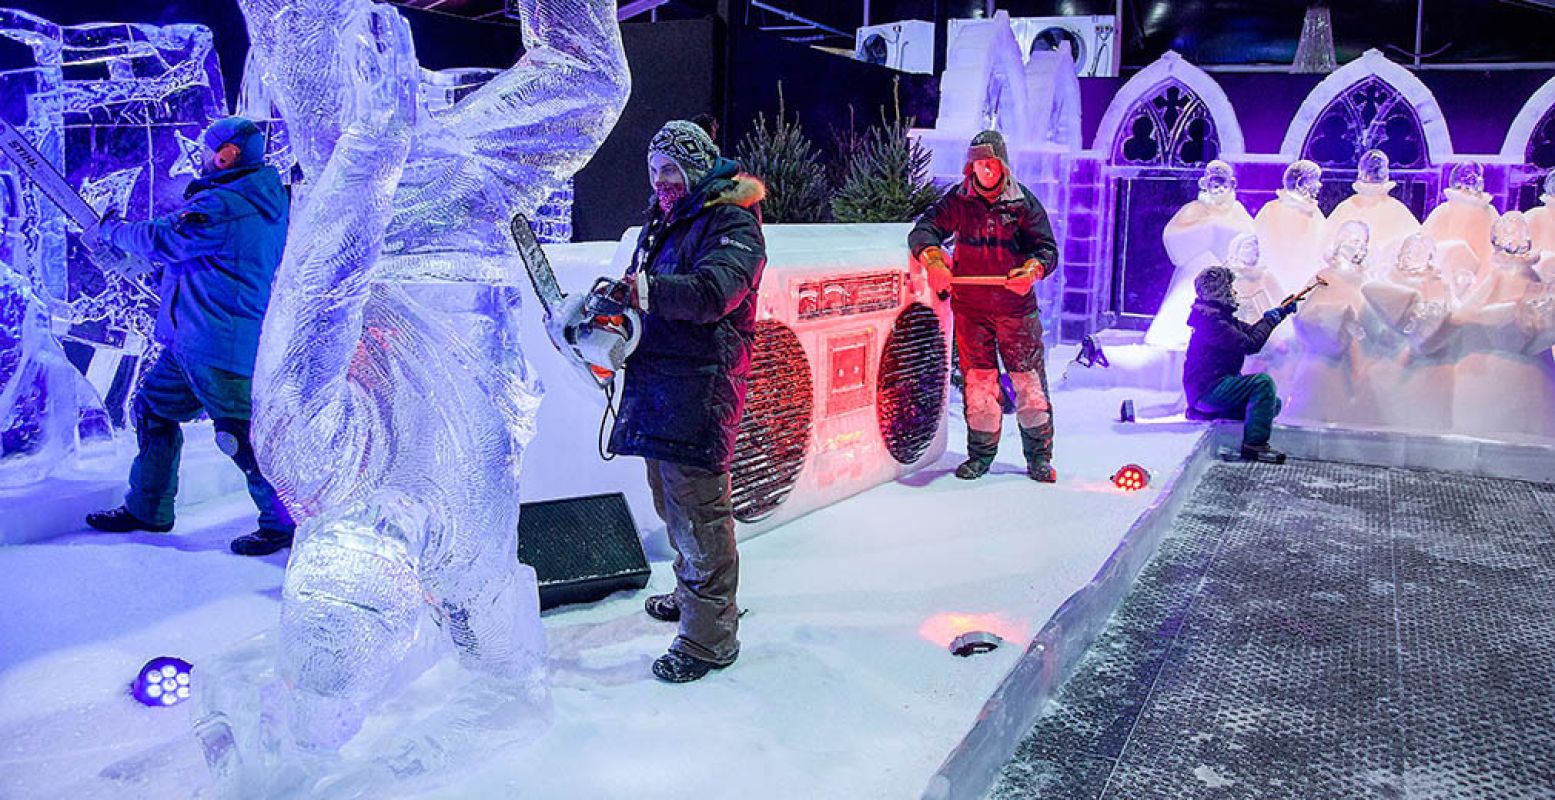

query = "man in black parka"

[
  {"left": 608, "top": 120, "right": 767, "bottom": 683},
  {"left": 909, "top": 130, "right": 1061, "bottom": 481}
]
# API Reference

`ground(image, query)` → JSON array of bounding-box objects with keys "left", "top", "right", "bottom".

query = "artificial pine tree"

[
  {"left": 736, "top": 84, "right": 830, "bottom": 223},
  {"left": 831, "top": 83, "right": 939, "bottom": 223}
]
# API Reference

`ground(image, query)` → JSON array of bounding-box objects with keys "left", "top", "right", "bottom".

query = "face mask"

[{"left": 655, "top": 183, "right": 688, "bottom": 215}]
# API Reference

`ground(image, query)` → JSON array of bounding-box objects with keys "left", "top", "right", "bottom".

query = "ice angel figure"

[
  {"left": 195, "top": 0, "right": 628, "bottom": 789},
  {"left": 1146, "top": 159, "right": 1255, "bottom": 349},
  {"left": 1254, "top": 159, "right": 1327, "bottom": 295},
  {"left": 1325, "top": 149, "right": 1419, "bottom": 274}
]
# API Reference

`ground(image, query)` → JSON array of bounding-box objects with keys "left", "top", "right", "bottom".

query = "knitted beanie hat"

[{"left": 649, "top": 120, "right": 720, "bottom": 187}]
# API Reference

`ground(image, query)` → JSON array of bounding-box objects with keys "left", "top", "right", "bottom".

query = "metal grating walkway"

[{"left": 988, "top": 458, "right": 1555, "bottom": 799}]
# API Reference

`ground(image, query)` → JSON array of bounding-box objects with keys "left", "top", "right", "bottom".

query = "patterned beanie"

[
  {"left": 1194, "top": 265, "right": 1237, "bottom": 307},
  {"left": 649, "top": 120, "right": 720, "bottom": 187}
]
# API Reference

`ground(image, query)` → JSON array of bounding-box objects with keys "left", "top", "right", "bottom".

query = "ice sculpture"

[
  {"left": 0, "top": 255, "right": 100, "bottom": 487},
  {"left": 1361, "top": 233, "right": 1458, "bottom": 431},
  {"left": 1145, "top": 159, "right": 1255, "bottom": 349},
  {"left": 1286, "top": 220, "right": 1386, "bottom": 426},
  {"left": 1524, "top": 171, "right": 1555, "bottom": 254},
  {"left": 205, "top": 0, "right": 628, "bottom": 785},
  {"left": 1254, "top": 159, "right": 1327, "bottom": 295},
  {"left": 1325, "top": 149, "right": 1420, "bottom": 274},
  {"left": 1451, "top": 211, "right": 1555, "bottom": 439},
  {"left": 1422, "top": 161, "right": 1498, "bottom": 288},
  {"left": 1, "top": 9, "right": 228, "bottom": 429},
  {"left": 1224, "top": 234, "right": 1282, "bottom": 325}
]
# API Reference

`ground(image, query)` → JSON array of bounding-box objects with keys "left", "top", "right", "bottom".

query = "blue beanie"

[{"left": 201, "top": 116, "right": 266, "bottom": 169}]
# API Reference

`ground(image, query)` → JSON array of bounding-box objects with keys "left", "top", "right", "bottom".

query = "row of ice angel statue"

[{"left": 1149, "top": 152, "right": 1555, "bottom": 440}]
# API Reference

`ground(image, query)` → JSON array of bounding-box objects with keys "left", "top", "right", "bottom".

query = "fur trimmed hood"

[{"left": 706, "top": 173, "right": 767, "bottom": 210}]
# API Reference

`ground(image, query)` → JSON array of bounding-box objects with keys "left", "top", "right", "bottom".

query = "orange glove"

[
  {"left": 1004, "top": 258, "right": 1043, "bottom": 295},
  {"left": 920, "top": 246, "right": 953, "bottom": 296}
]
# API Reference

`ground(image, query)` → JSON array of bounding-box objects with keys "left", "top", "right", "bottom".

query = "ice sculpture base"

[
  {"left": 0, "top": 421, "right": 252, "bottom": 545},
  {"left": 197, "top": 625, "right": 552, "bottom": 800}
]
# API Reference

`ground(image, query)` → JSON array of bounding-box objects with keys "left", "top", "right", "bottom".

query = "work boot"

[
  {"left": 86, "top": 506, "right": 173, "bottom": 534},
  {"left": 957, "top": 429, "right": 999, "bottom": 480},
  {"left": 1019, "top": 424, "right": 1055, "bottom": 483},
  {"left": 955, "top": 456, "right": 994, "bottom": 480},
  {"left": 644, "top": 593, "right": 680, "bottom": 622},
  {"left": 230, "top": 528, "right": 294, "bottom": 556},
  {"left": 1240, "top": 443, "right": 1287, "bottom": 464},
  {"left": 652, "top": 650, "right": 732, "bottom": 683}
]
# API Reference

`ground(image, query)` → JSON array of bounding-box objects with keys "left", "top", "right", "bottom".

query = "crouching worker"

[
  {"left": 1184, "top": 266, "right": 1297, "bottom": 464},
  {"left": 608, "top": 120, "right": 767, "bottom": 683},
  {"left": 81, "top": 116, "right": 296, "bottom": 555}
]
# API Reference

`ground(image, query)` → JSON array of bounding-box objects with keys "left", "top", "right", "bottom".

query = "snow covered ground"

[{"left": 0, "top": 352, "right": 1208, "bottom": 799}]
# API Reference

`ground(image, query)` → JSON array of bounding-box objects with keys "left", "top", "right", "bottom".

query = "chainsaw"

[{"left": 509, "top": 214, "right": 641, "bottom": 389}]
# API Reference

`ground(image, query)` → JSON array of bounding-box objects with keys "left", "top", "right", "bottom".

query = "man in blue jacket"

[
  {"left": 608, "top": 120, "right": 766, "bottom": 683},
  {"left": 1183, "top": 266, "right": 1297, "bottom": 464},
  {"left": 83, "top": 116, "right": 295, "bottom": 556}
]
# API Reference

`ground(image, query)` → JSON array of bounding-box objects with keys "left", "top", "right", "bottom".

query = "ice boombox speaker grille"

[{"left": 727, "top": 224, "right": 951, "bottom": 537}]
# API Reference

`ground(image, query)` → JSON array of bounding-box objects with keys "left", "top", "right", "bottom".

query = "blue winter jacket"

[{"left": 102, "top": 165, "right": 289, "bottom": 377}]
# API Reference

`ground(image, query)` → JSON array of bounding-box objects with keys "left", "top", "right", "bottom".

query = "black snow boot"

[
  {"left": 644, "top": 593, "right": 680, "bottom": 622},
  {"left": 652, "top": 650, "right": 731, "bottom": 683},
  {"left": 1240, "top": 443, "right": 1287, "bottom": 464},
  {"left": 956, "top": 429, "right": 1000, "bottom": 480},
  {"left": 1020, "top": 424, "right": 1056, "bottom": 483},
  {"left": 86, "top": 506, "right": 173, "bottom": 534},
  {"left": 230, "top": 528, "right": 294, "bottom": 557}
]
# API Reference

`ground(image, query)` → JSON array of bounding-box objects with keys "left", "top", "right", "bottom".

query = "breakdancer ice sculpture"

[
  {"left": 1325, "top": 149, "right": 1420, "bottom": 273},
  {"left": 1146, "top": 160, "right": 1256, "bottom": 349},
  {"left": 1451, "top": 211, "right": 1555, "bottom": 439},
  {"left": 196, "top": 0, "right": 628, "bottom": 787},
  {"left": 1255, "top": 159, "right": 1327, "bottom": 295}
]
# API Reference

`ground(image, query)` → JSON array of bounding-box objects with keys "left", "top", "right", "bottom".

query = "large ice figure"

[
  {"left": 1524, "top": 171, "right": 1555, "bottom": 254},
  {"left": 1255, "top": 159, "right": 1327, "bottom": 295},
  {"left": 1361, "top": 233, "right": 1458, "bottom": 431},
  {"left": 1145, "top": 159, "right": 1256, "bottom": 349},
  {"left": 199, "top": 0, "right": 628, "bottom": 785},
  {"left": 1325, "top": 149, "right": 1420, "bottom": 273},
  {"left": 1422, "top": 162, "right": 1499, "bottom": 293},
  {"left": 1286, "top": 220, "right": 1384, "bottom": 426},
  {"left": 1224, "top": 233, "right": 1283, "bottom": 323},
  {"left": 0, "top": 255, "right": 102, "bottom": 486},
  {"left": 1450, "top": 211, "right": 1555, "bottom": 439}
]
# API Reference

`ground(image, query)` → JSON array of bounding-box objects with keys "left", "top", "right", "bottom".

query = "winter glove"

[
  {"left": 920, "top": 246, "right": 953, "bottom": 296},
  {"left": 1263, "top": 305, "right": 1294, "bottom": 325},
  {"left": 1004, "top": 258, "right": 1043, "bottom": 295},
  {"left": 630, "top": 269, "right": 651, "bottom": 313},
  {"left": 81, "top": 208, "right": 120, "bottom": 251}
]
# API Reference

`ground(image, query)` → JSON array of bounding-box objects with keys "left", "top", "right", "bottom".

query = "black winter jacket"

[
  {"left": 907, "top": 180, "right": 1059, "bottom": 316},
  {"left": 607, "top": 159, "right": 767, "bottom": 473},
  {"left": 1183, "top": 299, "right": 1282, "bottom": 405}
]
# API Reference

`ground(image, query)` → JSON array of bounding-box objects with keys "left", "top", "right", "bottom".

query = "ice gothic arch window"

[
  {"left": 1301, "top": 75, "right": 1428, "bottom": 170},
  {"left": 1113, "top": 80, "right": 1221, "bottom": 168}
]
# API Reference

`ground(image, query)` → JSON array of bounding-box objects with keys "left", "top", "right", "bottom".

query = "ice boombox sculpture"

[{"left": 613, "top": 223, "right": 952, "bottom": 538}]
